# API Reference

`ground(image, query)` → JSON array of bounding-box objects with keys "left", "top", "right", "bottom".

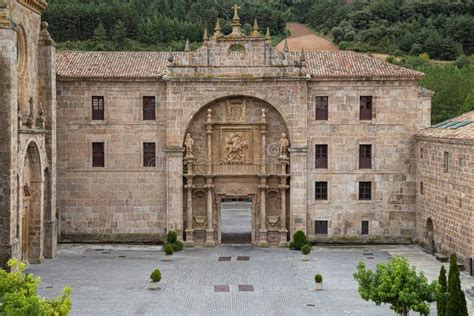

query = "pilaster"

[
  {"left": 165, "top": 147, "right": 184, "bottom": 239},
  {"left": 289, "top": 147, "right": 308, "bottom": 237}
]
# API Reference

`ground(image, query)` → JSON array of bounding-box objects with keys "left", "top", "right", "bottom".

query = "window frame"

[
  {"left": 359, "top": 144, "right": 372, "bottom": 169},
  {"left": 143, "top": 96, "right": 156, "bottom": 121},
  {"left": 92, "top": 96, "right": 105, "bottom": 121},
  {"left": 361, "top": 221, "right": 369, "bottom": 235},
  {"left": 358, "top": 181, "right": 372, "bottom": 201},
  {"left": 315, "top": 220, "right": 328, "bottom": 235},
  {"left": 443, "top": 151, "right": 449, "bottom": 173},
  {"left": 315, "top": 181, "right": 328, "bottom": 201},
  {"left": 92, "top": 142, "right": 105, "bottom": 167},
  {"left": 143, "top": 142, "right": 156, "bottom": 167},
  {"left": 315, "top": 96, "right": 329, "bottom": 121},
  {"left": 359, "top": 96, "right": 373, "bottom": 121},
  {"left": 315, "top": 144, "right": 328, "bottom": 169}
]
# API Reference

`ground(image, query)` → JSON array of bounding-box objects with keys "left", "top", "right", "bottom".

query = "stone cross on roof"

[{"left": 232, "top": 4, "right": 240, "bottom": 20}]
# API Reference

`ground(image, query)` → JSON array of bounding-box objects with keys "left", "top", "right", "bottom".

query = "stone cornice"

[{"left": 17, "top": 0, "right": 47, "bottom": 14}]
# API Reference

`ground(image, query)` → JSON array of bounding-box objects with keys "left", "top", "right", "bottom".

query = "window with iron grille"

[
  {"left": 143, "top": 96, "right": 156, "bottom": 121},
  {"left": 359, "top": 181, "right": 372, "bottom": 200},
  {"left": 315, "top": 220, "right": 328, "bottom": 235},
  {"left": 361, "top": 221, "right": 369, "bottom": 235},
  {"left": 360, "top": 96, "right": 373, "bottom": 120},
  {"left": 92, "top": 142, "right": 104, "bottom": 167},
  {"left": 443, "top": 151, "right": 449, "bottom": 173},
  {"left": 92, "top": 96, "right": 104, "bottom": 121},
  {"left": 315, "top": 181, "right": 328, "bottom": 200},
  {"left": 359, "top": 144, "right": 372, "bottom": 169},
  {"left": 315, "top": 96, "right": 328, "bottom": 120},
  {"left": 315, "top": 144, "right": 328, "bottom": 169},
  {"left": 143, "top": 142, "right": 156, "bottom": 167}
]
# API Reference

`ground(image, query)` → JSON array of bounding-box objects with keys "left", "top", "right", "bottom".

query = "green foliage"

[
  {"left": 288, "top": 241, "right": 295, "bottom": 250},
  {"left": 314, "top": 274, "right": 322, "bottom": 283},
  {"left": 43, "top": 0, "right": 290, "bottom": 51},
  {"left": 446, "top": 255, "right": 468, "bottom": 316},
  {"left": 291, "top": 230, "right": 309, "bottom": 250},
  {"left": 437, "top": 265, "right": 447, "bottom": 316},
  {"left": 167, "top": 230, "right": 178, "bottom": 243},
  {"left": 0, "top": 259, "right": 71, "bottom": 316},
  {"left": 163, "top": 243, "right": 174, "bottom": 256},
  {"left": 172, "top": 240, "right": 184, "bottom": 252},
  {"left": 353, "top": 256, "right": 438, "bottom": 316},
  {"left": 301, "top": 245, "right": 311, "bottom": 255},
  {"left": 150, "top": 269, "right": 161, "bottom": 283},
  {"left": 296, "top": 0, "right": 473, "bottom": 60}
]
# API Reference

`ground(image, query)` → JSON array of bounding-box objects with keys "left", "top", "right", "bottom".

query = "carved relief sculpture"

[
  {"left": 225, "top": 133, "right": 248, "bottom": 163},
  {"left": 279, "top": 133, "right": 290, "bottom": 158}
]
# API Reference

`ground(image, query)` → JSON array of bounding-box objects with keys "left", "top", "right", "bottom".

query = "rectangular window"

[
  {"left": 360, "top": 96, "right": 373, "bottom": 120},
  {"left": 315, "top": 220, "right": 328, "bottom": 235},
  {"left": 92, "top": 142, "right": 104, "bottom": 167},
  {"left": 315, "top": 144, "right": 328, "bottom": 169},
  {"left": 315, "top": 96, "right": 328, "bottom": 121},
  {"left": 143, "top": 96, "right": 156, "bottom": 121},
  {"left": 443, "top": 151, "right": 449, "bottom": 173},
  {"left": 420, "top": 181, "right": 424, "bottom": 195},
  {"left": 92, "top": 96, "right": 104, "bottom": 121},
  {"left": 361, "top": 221, "right": 369, "bottom": 235},
  {"left": 315, "top": 181, "right": 328, "bottom": 200},
  {"left": 359, "top": 181, "right": 372, "bottom": 200},
  {"left": 143, "top": 142, "right": 156, "bottom": 167},
  {"left": 420, "top": 147, "right": 424, "bottom": 159},
  {"left": 359, "top": 144, "right": 372, "bottom": 169}
]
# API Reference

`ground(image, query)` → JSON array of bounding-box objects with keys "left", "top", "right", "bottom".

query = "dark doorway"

[{"left": 221, "top": 198, "right": 252, "bottom": 244}]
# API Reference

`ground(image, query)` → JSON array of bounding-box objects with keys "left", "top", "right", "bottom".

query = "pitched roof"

[
  {"left": 417, "top": 111, "right": 474, "bottom": 142},
  {"left": 56, "top": 50, "right": 423, "bottom": 80}
]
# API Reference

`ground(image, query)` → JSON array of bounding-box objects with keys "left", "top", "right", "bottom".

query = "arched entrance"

[
  {"left": 425, "top": 218, "right": 435, "bottom": 254},
  {"left": 20, "top": 142, "right": 44, "bottom": 263},
  {"left": 182, "top": 96, "right": 290, "bottom": 247}
]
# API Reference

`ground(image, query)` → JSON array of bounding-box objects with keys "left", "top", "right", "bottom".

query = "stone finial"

[
  {"left": 265, "top": 27, "right": 271, "bottom": 41},
  {"left": 230, "top": 4, "right": 241, "bottom": 37},
  {"left": 167, "top": 47, "right": 174, "bottom": 63},
  {"left": 39, "top": 21, "right": 55, "bottom": 46},
  {"left": 214, "top": 18, "right": 222, "bottom": 38},
  {"left": 299, "top": 48, "right": 306, "bottom": 67},
  {"left": 251, "top": 18, "right": 260, "bottom": 37},
  {"left": 184, "top": 39, "right": 191, "bottom": 52},
  {"left": 203, "top": 28, "right": 209, "bottom": 42},
  {"left": 283, "top": 39, "right": 289, "bottom": 53}
]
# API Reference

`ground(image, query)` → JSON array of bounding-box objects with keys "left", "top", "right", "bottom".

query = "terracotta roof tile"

[
  {"left": 56, "top": 50, "right": 423, "bottom": 79},
  {"left": 417, "top": 111, "right": 474, "bottom": 141}
]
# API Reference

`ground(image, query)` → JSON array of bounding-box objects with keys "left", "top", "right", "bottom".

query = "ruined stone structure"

[
  {"left": 416, "top": 111, "right": 474, "bottom": 267},
  {"left": 0, "top": 0, "right": 57, "bottom": 266},
  {"left": 1, "top": 4, "right": 472, "bottom": 268}
]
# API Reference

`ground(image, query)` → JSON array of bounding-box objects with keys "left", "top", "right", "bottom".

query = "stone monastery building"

[{"left": 1, "top": 1, "right": 473, "bottom": 267}]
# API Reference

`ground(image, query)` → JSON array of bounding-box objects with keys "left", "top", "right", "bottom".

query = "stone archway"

[
  {"left": 182, "top": 96, "right": 290, "bottom": 247},
  {"left": 20, "top": 142, "right": 44, "bottom": 263},
  {"left": 425, "top": 218, "right": 435, "bottom": 254}
]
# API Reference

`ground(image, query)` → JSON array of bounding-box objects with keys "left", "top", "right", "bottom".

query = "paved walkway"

[{"left": 26, "top": 244, "right": 473, "bottom": 316}]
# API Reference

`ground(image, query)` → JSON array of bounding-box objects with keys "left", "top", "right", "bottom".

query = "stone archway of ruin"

[{"left": 181, "top": 96, "right": 291, "bottom": 247}]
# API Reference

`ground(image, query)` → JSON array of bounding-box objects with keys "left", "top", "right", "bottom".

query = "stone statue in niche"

[
  {"left": 226, "top": 99, "right": 247, "bottom": 122},
  {"left": 279, "top": 133, "right": 290, "bottom": 157},
  {"left": 225, "top": 133, "right": 248, "bottom": 163},
  {"left": 184, "top": 133, "right": 194, "bottom": 157}
]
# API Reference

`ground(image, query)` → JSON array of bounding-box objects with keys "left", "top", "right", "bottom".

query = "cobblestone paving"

[{"left": 26, "top": 244, "right": 471, "bottom": 316}]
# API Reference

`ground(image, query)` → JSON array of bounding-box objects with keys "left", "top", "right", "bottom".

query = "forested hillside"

[{"left": 43, "top": 0, "right": 473, "bottom": 123}]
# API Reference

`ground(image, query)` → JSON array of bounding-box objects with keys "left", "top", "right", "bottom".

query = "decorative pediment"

[{"left": 17, "top": 0, "right": 47, "bottom": 14}]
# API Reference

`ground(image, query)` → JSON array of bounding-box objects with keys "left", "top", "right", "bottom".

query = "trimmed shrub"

[
  {"left": 301, "top": 245, "right": 311, "bottom": 255},
  {"left": 446, "top": 255, "right": 468, "bottom": 316},
  {"left": 172, "top": 240, "right": 184, "bottom": 252},
  {"left": 164, "top": 243, "right": 174, "bottom": 256},
  {"left": 167, "top": 230, "right": 178, "bottom": 243},
  {"left": 437, "top": 265, "right": 447, "bottom": 316},
  {"left": 150, "top": 269, "right": 161, "bottom": 283},
  {"left": 292, "top": 230, "right": 308, "bottom": 250},
  {"left": 314, "top": 274, "right": 323, "bottom": 283},
  {"left": 289, "top": 241, "right": 295, "bottom": 250}
]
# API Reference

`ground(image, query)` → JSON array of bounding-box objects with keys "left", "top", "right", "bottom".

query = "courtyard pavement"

[{"left": 27, "top": 244, "right": 474, "bottom": 316}]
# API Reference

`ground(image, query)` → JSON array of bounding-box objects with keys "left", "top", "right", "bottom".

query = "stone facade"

[
  {"left": 0, "top": 0, "right": 56, "bottom": 267},
  {"left": 415, "top": 111, "right": 474, "bottom": 267}
]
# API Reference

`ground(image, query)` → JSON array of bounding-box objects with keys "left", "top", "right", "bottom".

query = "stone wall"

[
  {"left": 416, "top": 137, "right": 474, "bottom": 266},
  {"left": 56, "top": 80, "right": 168, "bottom": 242},
  {"left": 306, "top": 80, "right": 430, "bottom": 243}
]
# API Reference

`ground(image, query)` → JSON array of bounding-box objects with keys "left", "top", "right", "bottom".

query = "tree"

[
  {"left": 446, "top": 255, "right": 468, "bottom": 316},
  {"left": 353, "top": 256, "right": 438, "bottom": 316},
  {"left": 437, "top": 265, "right": 447, "bottom": 316},
  {"left": 112, "top": 20, "right": 127, "bottom": 44},
  {"left": 93, "top": 22, "right": 107, "bottom": 42}
]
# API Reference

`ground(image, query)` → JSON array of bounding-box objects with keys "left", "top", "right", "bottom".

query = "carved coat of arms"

[{"left": 226, "top": 99, "right": 247, "bottom": 122}]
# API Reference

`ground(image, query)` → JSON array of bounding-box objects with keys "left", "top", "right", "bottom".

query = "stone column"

[
  {"left": 258, "top": 176, "right": 269, "bottom": 247},
  {"left": 184, "top": 179, "right": 194, "bottom": 246},
  {"left": 165, "top": 147, "right": 184, "bottom": 239},
  {"left": 205, "top": 109, "right": 213, "bottom": 175},
  {"left": 289, "top": 147, "right": 308, "bottom": 237},
  {"left": 204, "top": 177, "right": 215, "bottom": 247},
  {"left": 279, "top": 178, "right": 289, "bottom": 247},
  {"left": 260, "top": 109, "right": 267, "bottom": 174},
  {"left": 38, "top": 22, "right": 57, "bottom": 259}
]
